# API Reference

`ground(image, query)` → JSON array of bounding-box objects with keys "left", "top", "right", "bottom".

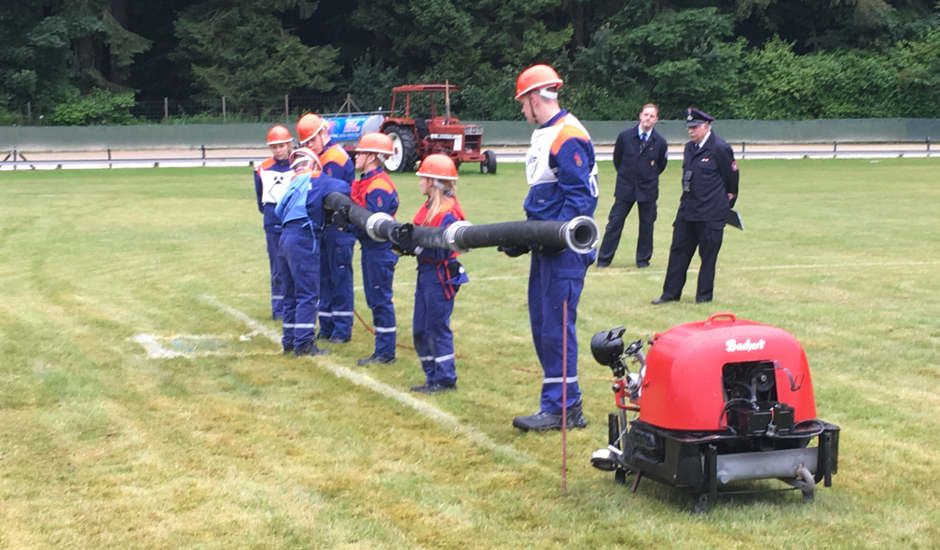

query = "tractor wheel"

[
  {"left": 480, "top": 149, "right": 497, "bottom": 174},
  {"left": 383, "top": 125, "right": 417, "bottom": 172}
]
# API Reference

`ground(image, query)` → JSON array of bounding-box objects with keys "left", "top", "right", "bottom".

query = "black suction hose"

[{"left": 324, "top": 192, "right": 598, "bottom": 254}]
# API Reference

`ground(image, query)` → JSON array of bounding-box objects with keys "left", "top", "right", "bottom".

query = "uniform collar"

[
  {"left": 540, "top": 109, "right": 568, "bottom": 129},
  {"left": 361, "top": 167, "right": 384, "bottom": 179}
]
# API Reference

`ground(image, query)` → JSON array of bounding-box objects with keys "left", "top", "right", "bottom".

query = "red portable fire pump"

[{"left": 589, "top": 312, "right": 840, "bottom": 512}]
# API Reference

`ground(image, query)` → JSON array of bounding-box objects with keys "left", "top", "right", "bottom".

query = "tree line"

[{"left": 1, "top": 0, "right": 938, "bottom": 126}]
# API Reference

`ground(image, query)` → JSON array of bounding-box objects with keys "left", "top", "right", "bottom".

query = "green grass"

[{"left": 1, "top": 159, "right": 938, "bottom": 549}]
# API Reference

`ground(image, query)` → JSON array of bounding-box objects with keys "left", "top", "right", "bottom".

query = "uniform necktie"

[{"left": 640, "top": 132, "right": 648, "bottom": 142}]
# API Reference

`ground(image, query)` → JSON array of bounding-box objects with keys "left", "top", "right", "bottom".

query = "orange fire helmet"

[
  {"left": 354, "top": 132, "right": 395, "bottom": 156},
  {"left": 514, "top": 64, "right": 564, "bottom": 99},
  {"left": 416, "top": 154, "right": 458, "bottom": 181},
  {"left": 266, "top": 124, "right": 293, "bottom": 145},
  {"left": 296, "top": 113, "right": 327, "bottom": 145}
]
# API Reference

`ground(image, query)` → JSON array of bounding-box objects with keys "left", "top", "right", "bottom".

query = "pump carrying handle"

[{"left": 705, "top": 312, "right": 736, "bottom": 325}]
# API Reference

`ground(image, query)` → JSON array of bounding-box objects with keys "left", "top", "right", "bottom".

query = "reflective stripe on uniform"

[
  {"left": 374, "top": 326, "right": 396, "bottom": 333},
  {"left": 543, "top": 375, "right": 578, "bottom": 384},
  {"left": 434, "top": 354, "right": 455, "bottom": 363}
]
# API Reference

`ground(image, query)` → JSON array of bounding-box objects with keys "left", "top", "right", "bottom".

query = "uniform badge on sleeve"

[
  {"left": 377, "top": 196, "right": 383, "bottom": 207},
  {"left": 573, "top": 152, "right": 583, "bottom": 167},
  {"left": 731, "top": 160, "right": 739, "bottom": 171}
]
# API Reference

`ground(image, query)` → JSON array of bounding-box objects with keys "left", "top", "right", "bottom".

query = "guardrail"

[{"left": 1, "top": 141, "right": 934, "bottom": 171}]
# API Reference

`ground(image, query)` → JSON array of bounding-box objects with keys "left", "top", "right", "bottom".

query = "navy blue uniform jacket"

[
  {"left": 678, "top": 132, "right": 739, "bottom": 222},
  {"left": 612, "top": 125, "right": 668, "bottom": 202}
]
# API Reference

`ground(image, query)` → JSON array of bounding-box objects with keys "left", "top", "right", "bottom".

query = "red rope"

[
  {"left": 354, "top": 307, "right": 464, "bottom": 359},
  {"left": 353, "top": 308, "right": 416, "bottom": 351}
]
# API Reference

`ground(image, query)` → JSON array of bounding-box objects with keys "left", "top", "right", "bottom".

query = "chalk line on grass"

[
  {"left": 199, "top": 294, "right": 531, "bottom": 464},
  {"left": 131, "top": 331, "right": 280, "bottom": 359}
]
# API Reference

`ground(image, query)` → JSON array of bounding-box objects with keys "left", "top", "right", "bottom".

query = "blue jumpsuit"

[
  {"left": 273, "top": 169, "right": 320, "bottom": 353},
  {"left": 352, "top": 168, "right": 400, "bottom": 360},
  {"left": 317, "top": 141, "right": 356, "bottom": 342},
  {"left": 254, "top": 156, "right": 293, "bottom": 319},
  {"left": 523, "top": 110, "right": 598, "bottom": 415},
  {"left": 411, "top": 198, "right": 469, "bottom": 389}
]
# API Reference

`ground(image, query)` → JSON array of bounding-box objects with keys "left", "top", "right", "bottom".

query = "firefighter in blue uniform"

[
  {"left": 503, "top": 64, "right": 598, "bottom": 431},
  {"left": 652, "top": 107, "right": 739, "bottom": 305},
  {"left": 297, "top": 113, "right": 357, "bottom": 344},
  {"left": 254, "top": 124, "right": 294, "bottom": 319},
  {"left": 401, "top": 154, "right": 469, "bottom": 393},
  {"left": 597, "top": 104, "right": 668, "bottom": 268},
  {"left": 274, "top": 148, "right": 329, "bottom": 356},
  {"left": 351, "top": 133, "right": 400, "bottom": 366}
]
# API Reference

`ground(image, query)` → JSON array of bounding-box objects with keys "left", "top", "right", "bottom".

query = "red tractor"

[{"left": 379, "top": 84, "right": 497, "bottom": 174}]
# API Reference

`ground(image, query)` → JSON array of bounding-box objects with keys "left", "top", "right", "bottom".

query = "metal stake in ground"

[{"left": 561, "top": 300, "right": 568, "bottom": 492}]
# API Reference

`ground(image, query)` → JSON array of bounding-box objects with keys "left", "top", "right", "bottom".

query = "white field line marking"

[
  {"left": 199, "top": 294, "right": 531, "bottom": 464},
  {"left": 131, "top": 332, "right": 279, "bottom": 359}
]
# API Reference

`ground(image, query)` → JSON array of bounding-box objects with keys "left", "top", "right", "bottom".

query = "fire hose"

[{"left": 323, "top": 192, "right": 599, "bottom": 254}]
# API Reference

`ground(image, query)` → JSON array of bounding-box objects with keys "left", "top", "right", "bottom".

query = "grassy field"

[{"left": 1, "top": 158, "right": 938, "bottom": 549}]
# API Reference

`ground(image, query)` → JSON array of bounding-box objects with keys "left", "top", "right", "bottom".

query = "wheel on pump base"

[
  {"left": 480, "top": 149, "right": 497, "bottom": 174},
  {"left": 383, "top": 125, "right": 417, "bottom": 172}
]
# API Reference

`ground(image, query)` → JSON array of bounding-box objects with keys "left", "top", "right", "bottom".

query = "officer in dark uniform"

[
  {"left": 597, "top": 104, "right": 668, "bottom": 268},
  {"left": 652, "top": 107, "right": 739, "bottom": 304}
]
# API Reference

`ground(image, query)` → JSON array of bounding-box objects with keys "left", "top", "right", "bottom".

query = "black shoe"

[
  {"left": 410, "top": 383, "right": 456, "bottom": 393},
  {"left": 636, "top": 261, "right": 649, "bottom": 268},
  {"left": 282, "top": 347, "right": 293, "bottom": 355},
  {"left": 294, "top": 343, "right": 328, "bottom": 357},
  {"left": 357, "top": 354, "right": 396, "bottom": 366},
  {"left": 327, "top": 336, "right": 350, "bottom": 344},
  {"left": 651, "top": 296, "right": 678, "bottom": 305},
  {"left": 566, "top": 405, "right": 588, "bottom": 429},
  {"left": 513, "top": 406, "right": 588, "bottom": 431},
  {"left": 695, "top": 297, "right": 712, "bottom": 304},
  {"left": 513, "top": 410, "right": 562, "bottom": 431}
]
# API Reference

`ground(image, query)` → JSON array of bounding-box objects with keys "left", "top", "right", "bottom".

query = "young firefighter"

[
  {"left": 351, "top": 133, "right": 400, "bottom": 365},
  {"left": 254, "top": 124, "right": 294, "bottom": 320},
  {"left": 296, "top": 113, "right": 356, "bottom": 344},
  {"left": 273, "top": 148, "right": 329, "bottom": 356},
  {"left": 403, "top": 154, "right": 469, "bottom": 393}
]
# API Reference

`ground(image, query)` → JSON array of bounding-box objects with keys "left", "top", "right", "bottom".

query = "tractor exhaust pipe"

[{"left": 325, "top": 192, "right": 598, "bottom": 254}]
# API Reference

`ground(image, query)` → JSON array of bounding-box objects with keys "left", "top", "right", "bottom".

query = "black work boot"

[
  {"left": 512, "top": 411, "right": 563, "bottom": 431},
  {"left": 357, "top": 354, "right": 396, "bottom": 366},
  {"left": 513, "top": 404, "right": 587, "bottom": 431},
  {"left": 566, "top": 403, "right": 588, "bottom": 429},
  {"left": 294, "top": 342, "right": 328, "bottom": 357}
]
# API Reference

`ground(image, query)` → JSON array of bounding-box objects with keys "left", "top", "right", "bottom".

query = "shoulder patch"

[{"left": 731, "top": 160, "right": 738, "bottom": 172}]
